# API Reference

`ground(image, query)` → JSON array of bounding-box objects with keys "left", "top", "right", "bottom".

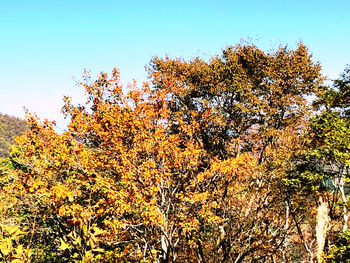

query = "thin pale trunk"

[
  {"left": 161, "top": 232, "right": 169, "bottom": 263},
  {"left": 282, "top": 201, "right": 289, "bottom": 263},
  {"left": 339, "top": 176, "right": 348, "bottom": 231},
  {"left": 316, "top": 195, "right": 329, "bottom": 263}
]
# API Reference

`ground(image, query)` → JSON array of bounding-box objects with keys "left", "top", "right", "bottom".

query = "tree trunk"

[
  {"left": 316, "top": 195, "right": 329, "bottom": 263},
  {"left": 339, "top": 175, "right": 348, "bottom": 231},
  {"left": 161, "top": 233, "right": 169, "bottom": 263}
]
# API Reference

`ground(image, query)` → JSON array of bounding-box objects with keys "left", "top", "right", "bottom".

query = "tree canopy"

[{"left": 0, "top": 43, "right": 349, "bottom": 262}]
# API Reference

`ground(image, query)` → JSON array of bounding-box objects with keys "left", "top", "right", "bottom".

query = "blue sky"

[{"left": 1, "top": 0, "right": 350, "bottom": 128}]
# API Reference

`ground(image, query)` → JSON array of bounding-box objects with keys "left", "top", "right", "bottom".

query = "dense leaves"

[
  {"left": 0, "top": 43, "right": 349, "bottom": 262},
  {"left": 149, "top": 43, "right": 323, "bottom": 160}
]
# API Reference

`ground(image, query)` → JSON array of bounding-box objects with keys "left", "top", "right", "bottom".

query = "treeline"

[
  {"left": 0, "top": 43, "right": 349, "bottom": 262},
  {"left": 0, "top": 113, "right": 27, "bottom": 157}
]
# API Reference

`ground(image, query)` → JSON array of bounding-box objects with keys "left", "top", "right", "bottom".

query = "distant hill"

[{"left": 0, "top": 113, "right": 27, "bottom": 157}]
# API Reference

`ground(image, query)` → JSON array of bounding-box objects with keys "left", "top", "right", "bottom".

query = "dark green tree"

[{"left": 287, "top": 67, "right": 350, "bottom": 262}]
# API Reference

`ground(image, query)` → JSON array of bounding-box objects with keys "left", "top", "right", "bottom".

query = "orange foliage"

[{"left": 5, "top": 69, "right": 258, "bottom": 262}]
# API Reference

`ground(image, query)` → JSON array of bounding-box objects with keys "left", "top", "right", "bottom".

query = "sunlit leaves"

[{"left": 0, "top": 42, "right": 331, "bottom": 262}]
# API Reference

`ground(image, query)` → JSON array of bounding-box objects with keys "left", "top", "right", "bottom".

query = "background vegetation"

[{"left": 0, "top": 114, "right": 26, "bottom": 158}]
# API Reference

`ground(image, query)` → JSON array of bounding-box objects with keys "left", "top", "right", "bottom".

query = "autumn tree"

[
  {"left": 148, "top": 42, "right": 324, "bottom": 262},
  {"left": 148, "top": 42, "right": 323, "bottom": 161},
  {"left": 0, "top": 69, "right": 255, "bottom": 262},
  {"left": 0, "top": 42, "right": 329, "bottom": 262}
]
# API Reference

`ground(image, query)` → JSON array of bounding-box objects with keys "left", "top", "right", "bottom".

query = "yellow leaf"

[
  {"left": 72, "top": 235, "right": 81, "bottom": 246},
  {"left": 0, "top": 239, "right": 12, "bottom": 256},
  {"left": 59, "top": 238, "right": 70, "bottom": 251},
  {"left": 15, "top": 244, "right": 24, "bottom": 255},
  {"left": 92, "top": 226, "right": 105, "bottom": 236}
]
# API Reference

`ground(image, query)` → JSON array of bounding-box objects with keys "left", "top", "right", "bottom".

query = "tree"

[
  {"left": 148, "top": 42, "right": 323, "bottom": 161},
  {"left": 0, "top": 42, "right": 328, "bottom": 262},
  {"left": 3, "top": 69, "right": 254, "bottom": 262},
  {"left": 285, "top": 66, "right": 350, "bottom": 262},
  {"left": 148, "top": 42, "right": 324, "bottom": 262}
]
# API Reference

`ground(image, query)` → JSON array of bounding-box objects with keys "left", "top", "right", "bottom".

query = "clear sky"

[{"left": 1, "top": 0, "right": 350, "bottom": 128}]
